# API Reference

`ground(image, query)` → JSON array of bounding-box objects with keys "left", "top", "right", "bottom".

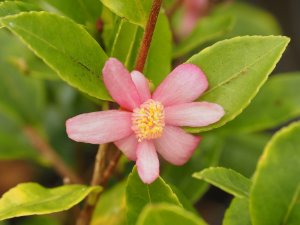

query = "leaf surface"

[
  {"left": 0, "top": 183, "right": 100, "bottom": 220},
  {"left": 1, "top": 12, "right": 110, "bottom": 100},
  {"left": 187, "top": 36, "right": 289, "bottom": 132}
]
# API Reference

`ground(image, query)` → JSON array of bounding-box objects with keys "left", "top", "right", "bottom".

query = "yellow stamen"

[{"left": 132, "top": 100, "right": 165, "bottom": 142}]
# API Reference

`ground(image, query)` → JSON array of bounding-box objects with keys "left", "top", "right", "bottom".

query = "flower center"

[{"left": 132, "top": 99, "right": 165, "bottom": 142}]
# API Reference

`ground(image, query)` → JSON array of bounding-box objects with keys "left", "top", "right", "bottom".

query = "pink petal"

[
  {"left": 180, "top": 10, "right": 198, "bottom": 37},
  {"left": 66, "top": 110, "right": 132, "bottom": 144},
  {"left": 136, "top": 141, "right": 159, "bottom": 184},
  {"left": 131, "top": 70, "right": 151, "bottom": 103},
  {"left": 114, "top": 134, "right": 138, "bottom": 160},
  {"left": 165, "top": 102, "right": 224, "bottom": 127},
  {"left": 152, "top": 64, "right": 208, "bottom": 106},
  {"left": 154, "top": 126, "right": 201, "bottom": 165},
  {"left": 103, "top": 58, "right": 141, "bottom": 111}
]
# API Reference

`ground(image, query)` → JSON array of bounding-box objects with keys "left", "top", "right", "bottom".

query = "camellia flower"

[
  {"left": 180, "top": 0, "right": 210, "bottom": 37},
  {"left": 66, "top": 58, "right": 224, "bottom": 184}
]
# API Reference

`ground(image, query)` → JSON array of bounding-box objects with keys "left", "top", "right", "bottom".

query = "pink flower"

[
  {"left": 66, "top": 58, "right": 224, "bottom": 184},
  {"left": 180, "top": 0, "right": 210, "bottom": 37}
]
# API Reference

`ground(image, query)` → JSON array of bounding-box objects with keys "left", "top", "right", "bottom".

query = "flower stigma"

[{"left": 132, "top": 100, "right": 165, "bottom": 142}]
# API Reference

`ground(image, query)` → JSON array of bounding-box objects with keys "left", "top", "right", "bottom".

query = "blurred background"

[
  {"left": 250, "top": 0, "right": 300, "bottom": 71},
  {"left": 0, "top": 0, "right": 299, "bottom": 224}
]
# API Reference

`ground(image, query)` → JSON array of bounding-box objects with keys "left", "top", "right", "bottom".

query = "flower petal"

[
  {"left": 136, "top": 141, "right": 159, "bottom": 184},
  {"left": 103, "top": 58, "right": 141, "bottom": 110},
  {"left": 165, "top": 102, "right": 224, "bottom": 127},
  {"left": 152, "top": 64, "right": 208, "bottom": 106},
  {"left": 66, "top": 110, "right": 132, "bottom": 144},
  {"left": 114, "top": 133, "right": 138, "bottom": 160},
  {"left": 131, "top": 70, "right": 151, "bottom": 103},
  {"left": 154, "top": 126, "right": 201, "bottom": 165}
]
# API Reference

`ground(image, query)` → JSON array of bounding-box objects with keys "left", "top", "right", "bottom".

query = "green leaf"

[
  {"left": 220, "top": 73, "right": 300, "bottom": 133},
  {"left": 170, "top": 186, "right": 198, "bottom": 215},
  {"left": 144, "top": 12, "right": 172, "bottom": 86},
  {"left": 126, "top": 167, "right": 182, "bottom": 225},
  {"left": 193, "top": 167, "right": 251, "bottom": 198},
  {"left": 173, "top": 15, "right": 233, "bottom": 58},
  {"left": 0, "top": 1, "right": 39, "bottom": 17},
  {"left": 285, "top": 196, "right": 300, "bottom": 225},
  {"left": 0, "top": 48, "right": 42, "bottom": 161},
  {"left": 137, "top": 204, "right": 207, "bottom": 225},
  {"left": 223, "top": 198, "right": 251, "bottom": 225},
  {"left": 110, "top": 18, "right": 141, "bottom": 68},
  {"left": 1, "top": 12, "right": 111, "bottom": 100},
  {"left": 100, "top": 0, "right": 152, "bottom": 27},
  {"left": 187, "top": 36, "right": 289, "bottom": 133},
  {"left": 92, "top": 181, "right": 126, "bottom": 225},
  {"left": 0, "top": 28, "right": 57, "bottom": 80},
  {"left": 100, "top": 6, "right": 118, "bottom": 51},
  {"left": 250, "top": 122, "right": 300, "bottom": 225},
  {"left": 0, "top": 183, "right": 101, "bottom": 221},
  {"left": 110, "top": 12, "right": 172, "bottom": 86},
  {"left": 42, "top": 0, "right": 102, "bottom": 26},
  {"left": 212, "top": 2, "right": 281, "bottom": 37},
  {"left": 219, "top": 134, "right": 270, "bottom": 177},
  {"left": 162, "top": 134, "right": 223, "bottom": 203}
]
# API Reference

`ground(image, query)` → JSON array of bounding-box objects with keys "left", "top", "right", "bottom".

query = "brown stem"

[
  {"left": 23, "top": 126, "right": 83, "bottom": 184},
  {"left": 100, "top": 148, "right": 122, "bottom": 186},
  {"left": 77, "top": 1, "right": 163, "bottom": 224},
  {"left": 135, "top": 0, "right": 163, "bottom": 72},
  {"left": 76, "top": 144, "right": 121, "bottom": 225},
  {"left": 90, "top": 143, "right": 109, "bottom": 186}
]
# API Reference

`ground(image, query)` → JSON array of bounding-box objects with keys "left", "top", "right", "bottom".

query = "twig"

[
  {"left": 76, "top": 144, "right": 120, "bottom": 225},
  {"left": 91, "top": 143, "right": 109, "bottom": 186},
  {"left": 100, "top": 148, "right": 122, "bottom": 186},
  {"left": 135, "top": 0, "right": 163, "bottom": 72},
  {"left": 77, "top": 1, "right": 163, "bottom": 224},
  {"left": 23, "top": 126, "right": 83, "bottom": 184}
]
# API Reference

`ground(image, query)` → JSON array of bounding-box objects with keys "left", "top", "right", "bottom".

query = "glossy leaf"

[
  {"left": 100, "top": 6, "right": 118, "bottom": 51},
  {"left": 223, "top": 198, "right": 251, "bottom": 225},
  {"left": 126, "top": 167, "right": 182, "bottom": 225},
  {"left": 250, "top": 122, "right": 300, "bottom": 225},
  {"left": 187, "top": 36, "right": 289, "bottom": 132},
  {"left": 92, "top": 181, "right": 126, "bottom": 225},
  {"left": 221, "top": 73, "right": 300, "bottom": 133},
  {"left": 110, "top": 18, "right": 141, "bottom": 68},
  {"left": 0, "top": 1, "right": 39, "bottom": 17},
  {"left": 137, "top": 204, "right": 207, "bottom": 225},
  {"left": 212, "top": 2, "right": 281, "bottom": 37},
  {"left": 162, "top": 134, "right": 223, "bottom": 203},
  {"left": 193, "top": 167, "right": 251, "bottom": 198},
  {"left": 0, "top": 28, "right": 57, "bottom": 80},
  {"left": 100, "top": 0, "right": 152, "bottom": 27},
  {"left": 109, "top": 12, "right": 171, "bottom": 86},
  {"left": 0, "top": 183, "right": 101, "bottom": 221},
  {"left": 1, "top": 12, "right": 110, "bottom": 100},
  {"left": 285, "top": 198, "right": 300, "bottom": 225},
  {"left": 173, "top": 15, "right": 233, "bottom": 58},
  {"left": 170, "top": 186, "right": 198, "bottom": 215},
  {"left": 144, "top": 12, "right": 172, "bottom": 85},
  {"left": 43, "top": 0, "right": 102, "bottom": 26}
]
